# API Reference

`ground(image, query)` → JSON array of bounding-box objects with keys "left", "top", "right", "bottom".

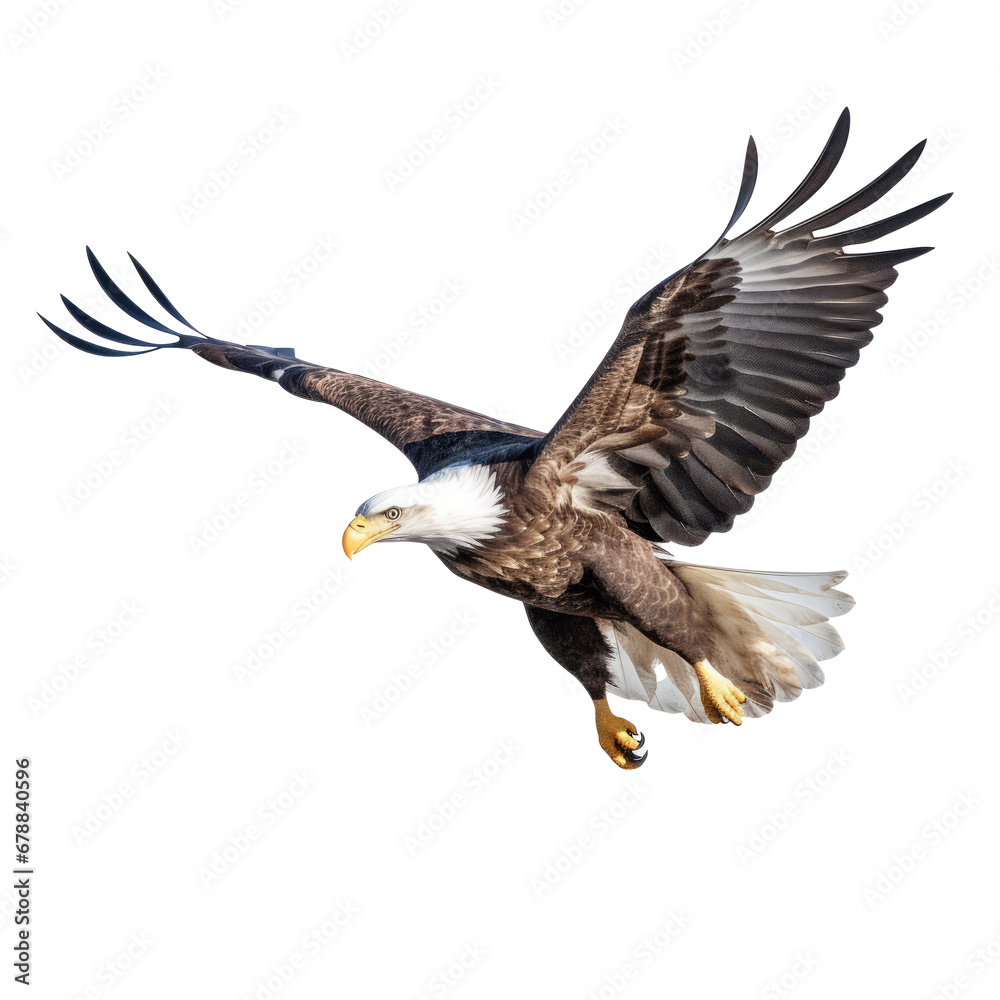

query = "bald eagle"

[{"left": 41, "top": 109, "right": 949, "bottom": 768}]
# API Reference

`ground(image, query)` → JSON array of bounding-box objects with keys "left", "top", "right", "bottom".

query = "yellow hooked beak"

[{"left": 342, "top": 515, "right": 399, "bottom": 559}]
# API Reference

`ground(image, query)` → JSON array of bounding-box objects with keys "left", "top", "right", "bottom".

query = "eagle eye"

[{"left": 384, "top": 506, "right": 401, "bottom": 521}]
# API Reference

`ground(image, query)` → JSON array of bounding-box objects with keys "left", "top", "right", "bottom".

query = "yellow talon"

[
  {"left": 694, "top": 659, "right": 746, "bottom": 725},
  {"left": 594, "top": 698, "right": 646, "bottom": 769}
]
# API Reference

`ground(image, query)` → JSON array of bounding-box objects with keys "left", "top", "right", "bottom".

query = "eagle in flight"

[{"left": 42, "top": 109, "right": 948, "bottom": 768}]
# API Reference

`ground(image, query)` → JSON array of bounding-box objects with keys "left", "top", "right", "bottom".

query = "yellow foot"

[
  {"left": 594, "top": 698, "right": 647, "bottom": 769},
  {"left": 694, "top": 659, "right": 746, "bottom": 725}
]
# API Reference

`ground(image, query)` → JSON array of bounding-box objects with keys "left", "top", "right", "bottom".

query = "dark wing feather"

[
  {"left": 529, "top": 108, "right": 951, "bottom": 545},
  {"left": 41, "top": 250, "right": 543, "bottom": 478}
]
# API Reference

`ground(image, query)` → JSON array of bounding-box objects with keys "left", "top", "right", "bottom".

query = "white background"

[{"left": 3, "top": 0, "right": 999, "bottom": 997}]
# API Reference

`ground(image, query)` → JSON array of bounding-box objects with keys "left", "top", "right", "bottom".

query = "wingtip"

[
  {"left": 86, "top": 245, "right": 108, "bottom": 280},
  {"left": 38, "top": 309, "right": 160, "bottom": 358},
  {"left": 921, "top": 192, "right": 953, "bottom": 215},
  {"left": 830, "top": 106, "right": 851, "bottom": 146},
  {"left": 125, "top": 251, "right": 203, "bottom": 334},
  {"left": 719, "top": 133, "right": 760, "bottom": 238}
]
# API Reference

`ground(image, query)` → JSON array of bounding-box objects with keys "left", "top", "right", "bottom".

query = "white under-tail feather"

[{"left": 600, "top": 556, "right": 853, "bottom": 724}]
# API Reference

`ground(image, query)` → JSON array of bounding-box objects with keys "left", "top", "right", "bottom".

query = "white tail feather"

[{"left": 601, "top": 556, "right": 853, "bottom": 724}]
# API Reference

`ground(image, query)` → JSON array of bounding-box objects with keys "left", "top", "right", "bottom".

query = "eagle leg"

[
  {"left": 523, "top": 604, "right": 647, "bottom": 769},
  {"left": 694, "top": 659, "right": 746, "bottom": 725}
]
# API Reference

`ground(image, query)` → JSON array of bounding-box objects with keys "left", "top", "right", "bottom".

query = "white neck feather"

[{"left": 359, "top": 464, "right": 508, "bottom": 556}]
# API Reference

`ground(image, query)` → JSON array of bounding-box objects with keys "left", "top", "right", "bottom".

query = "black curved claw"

[
  {"left": 632, "top": 730, "right": 645, "bottom": 750},
  {"left": 624, "top": 748, "right": 647, "bottom": 766}
]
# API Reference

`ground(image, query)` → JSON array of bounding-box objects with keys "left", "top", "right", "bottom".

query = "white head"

[{"left": 342, "top": 464, "right": 508, "bottom": 558}]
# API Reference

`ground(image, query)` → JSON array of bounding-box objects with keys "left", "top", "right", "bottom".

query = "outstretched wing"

[
  {"left": 528, "top": 108, "right": 951, "bottom": 544},
  {"left": 39, "top": 249, "right": 544, "bottom": 479}
]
